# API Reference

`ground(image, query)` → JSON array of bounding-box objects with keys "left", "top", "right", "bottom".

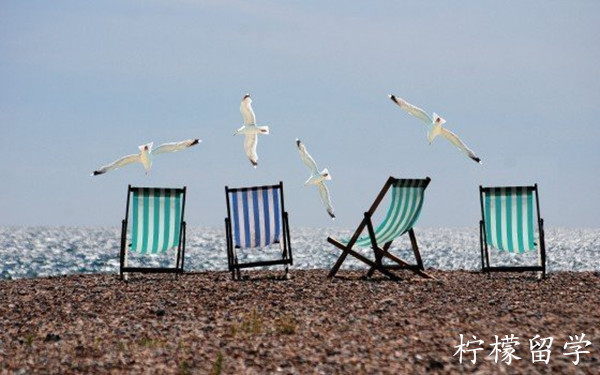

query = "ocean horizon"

[{"left": 1, "top": 226, "right": 598, "bottom": 280}]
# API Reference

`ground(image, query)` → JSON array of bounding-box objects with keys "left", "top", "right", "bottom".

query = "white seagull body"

[
  {"left": 234, "top": 94, "right": 269, "bottom": 167},
  {"left": 296, "top": 139, "right": 335, "bottom": 219},
  {"left": 92, "top": 138, "right": 201, "bottom": 176},
  {"left": 389, "top": 94, "right": 482, "bottom": 164}
]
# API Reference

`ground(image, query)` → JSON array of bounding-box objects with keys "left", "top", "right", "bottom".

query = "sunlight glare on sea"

[{"left": 0, "top": 227, "right": 598, "bottom": 279}]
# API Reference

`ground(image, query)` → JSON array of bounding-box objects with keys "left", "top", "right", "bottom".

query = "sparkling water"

[{"left": 0, "top": 226, "right": 598, "bottom": 279}]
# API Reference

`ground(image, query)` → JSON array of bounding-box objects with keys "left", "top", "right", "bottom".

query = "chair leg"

[
  {"left": 119, "top": 251, "right": 124, "bottom": 281},
  {"left": 327, "top": 238, "right": 401, "bottom": 280},
  {"left": 365, "top": 239, "right": 433, "bottom": 279},
  {"left": 542, "top": 244, "right": 546, "bottom": 279},
  {"left": 366, "top": 242, "right": 392, "bottom": 278},
  {"left": 479, "top": 221, "right": 485, "bottom": 272},
  {"left": 365, "top": 257, "right": 380, "bottom": 278},
  {"left": 539, "top": 220, "right": 546, "bottom": 279},
  {"left": 232, "top": 251, "right": 240, "bottom": 280},
  {"left": 284, "top": 264, "right": 290, "bottom": 280},
  {"left": 349, "top": 247, "right": 401, "bottom": 280},
  {"left": 484, "top": 243, "right": 491, "bottom": 273},
  {"left": 408, "top": 229, "right": 424, "bottom": 270},
  {"left": 372, "top": 246, "right": 435, "bottom": 280},
  {"left": 121, "top": 248, "right": 128, "bottom": 281},
  {"left": 328, "top": 246, "right": 350, "bottom": 278}
]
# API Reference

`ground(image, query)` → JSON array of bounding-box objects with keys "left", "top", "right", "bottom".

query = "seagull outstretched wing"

[
  {"left": 440, "top": 128, "right": 482, "bottom": 164},
  {"left": 317, "top": 182, "right": 335, "bottom": 219},
  {"left": 240, "top": 94, "right": 256, "bottom": 125},
  {"left": 296, "top": 139, "right": 319, "bottom": 174},
  {"left": 93, "top": 154, "right": 140, "bottom": 176},
  {"left": 389, "top": 94, "right": 433, "bottom": 125},
  {"left": 152, "top": 138, "right": 200, "bottom": 155},
  {"left": 244, "top": 134, "right": 258, "bottom": 167}
]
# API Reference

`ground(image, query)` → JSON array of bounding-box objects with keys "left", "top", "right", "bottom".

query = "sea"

[{"left": 0, "top": 227, "right": 598, "bottom": 280}]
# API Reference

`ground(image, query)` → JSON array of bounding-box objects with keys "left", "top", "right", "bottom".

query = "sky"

[{"left": 1, "top": 0, "right": 599, "bottom": 229}]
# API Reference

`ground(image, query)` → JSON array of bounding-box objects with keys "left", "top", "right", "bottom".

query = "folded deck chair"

[
  {"left": 120, "top": 185, "right": 187, "bottom": 280},
  {"left": 479, "top": 184, "right": 546, "bottom": 278},
  {"left": 327, "top": 176, "right": 433, "bottom": 280},
  {"left": 224, "top": 181, "right": 293, "bottom": 280}
]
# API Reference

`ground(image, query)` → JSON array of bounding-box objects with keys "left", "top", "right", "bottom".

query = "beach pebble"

[
  {"left": 0, "top": 269, "right": 598, "bottom": 373},
  {"left": 44, "top": 333, "right": 60, "bottom": 342}
]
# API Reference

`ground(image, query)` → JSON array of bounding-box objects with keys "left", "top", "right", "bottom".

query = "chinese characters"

[{"left": 454, "top": 333, "right": 592, "bottom": 366}]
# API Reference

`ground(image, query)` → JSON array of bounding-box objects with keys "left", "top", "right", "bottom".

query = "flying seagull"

[
  {"left": 92, "top": 138, "right": 201, "bottom": 176},
  {"left": 296, "top": 139, "right": 335, "bottom": 219},
  {"left": 389, "top": 94, "right": 482, "bottom": 164},
  {"left": 233, "top": 94, "right": 269, "bottom": 167}
]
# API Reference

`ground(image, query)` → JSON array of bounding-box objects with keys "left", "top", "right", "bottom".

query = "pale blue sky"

[{"left": 1, "top": 1, "right": 599, "bottom": 228}]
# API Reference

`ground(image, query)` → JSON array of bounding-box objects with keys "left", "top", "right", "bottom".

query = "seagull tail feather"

[{"left": 471, "top": 156, "right": 482, "bottom": 164}]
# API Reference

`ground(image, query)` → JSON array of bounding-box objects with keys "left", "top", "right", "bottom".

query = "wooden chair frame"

[
  {"left": 327, "top": 176, "right": 434, "bottom": 280},
  {"left": 119, "top": 185, "right": 187, "bottom": 280},
  {"left": 479, "top": 184, "right": 546, "bottom": 278},
  {"left": 224, "top": 181, "right": 293, "bottom": 280}
]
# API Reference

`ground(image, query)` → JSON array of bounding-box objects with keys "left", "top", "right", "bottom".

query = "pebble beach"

[{"left": 1, "top": 269, "right": 598, "bottom": 374}]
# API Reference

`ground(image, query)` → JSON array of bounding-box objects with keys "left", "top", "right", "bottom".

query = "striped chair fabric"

[
  {"left": 229, "top": 186, "right": 282, "bottom": 249},
  {"left": 349, "top": 179, "right": 428, "bottom": 248},
  {"left": 130, "top": 187, "right": 184, "bottom": 254},
  {"left": 482, "top": 186, "right": 536, "bottom": 253}
]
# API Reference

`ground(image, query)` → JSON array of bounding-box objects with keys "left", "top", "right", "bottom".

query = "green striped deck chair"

[
  {"left": 120, "top": 185, "right": 187, "bottom": 280},
  {"left": 327, "top": 177, "right": 434, "bottom": 280},
  {"left": 224, "top": 182, "right": 293, "bottom": 280},
  {"left": 479, "top": 184, "right": 546, "bottom": 278}
]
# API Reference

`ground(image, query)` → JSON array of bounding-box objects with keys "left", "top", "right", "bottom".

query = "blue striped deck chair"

[
  {"left": 224, "top": 181, "right": 293, "bottom": 280},
  {"left": 479, "top": 184, "right": 546, "bottom": 278},
  {"left": 120, "top": 185, "right": 187, "bottom": 280},
  {"left": 327, "top": 177, "right": 434, "bottom": 280}
]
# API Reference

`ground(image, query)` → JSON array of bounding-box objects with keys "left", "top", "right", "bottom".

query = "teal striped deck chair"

[
  {"left": 479, "top": 184, "right": 546, "bottom": 278},
  {"left": 120, "top": 185, "right": 187, "bottom": 280},
  {"left": 327, "top": 177, "right": 434, "bottom": 280},
  {"left": 224, "top": 182, "right": 293, "bottom": 280}
]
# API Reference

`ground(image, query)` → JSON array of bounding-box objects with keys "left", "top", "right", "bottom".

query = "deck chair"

[
  {"left": 327, "top": 176, "right": 433, "bottom": 280},
  {"left": 120, "top": 185, "right": 187, "bottom": 280},
  {"left": 224, "top": 181, "right": 293, "bottom": 280},
  {"left": 479, "top": 184, "right": 546, "bottom": 278}
]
